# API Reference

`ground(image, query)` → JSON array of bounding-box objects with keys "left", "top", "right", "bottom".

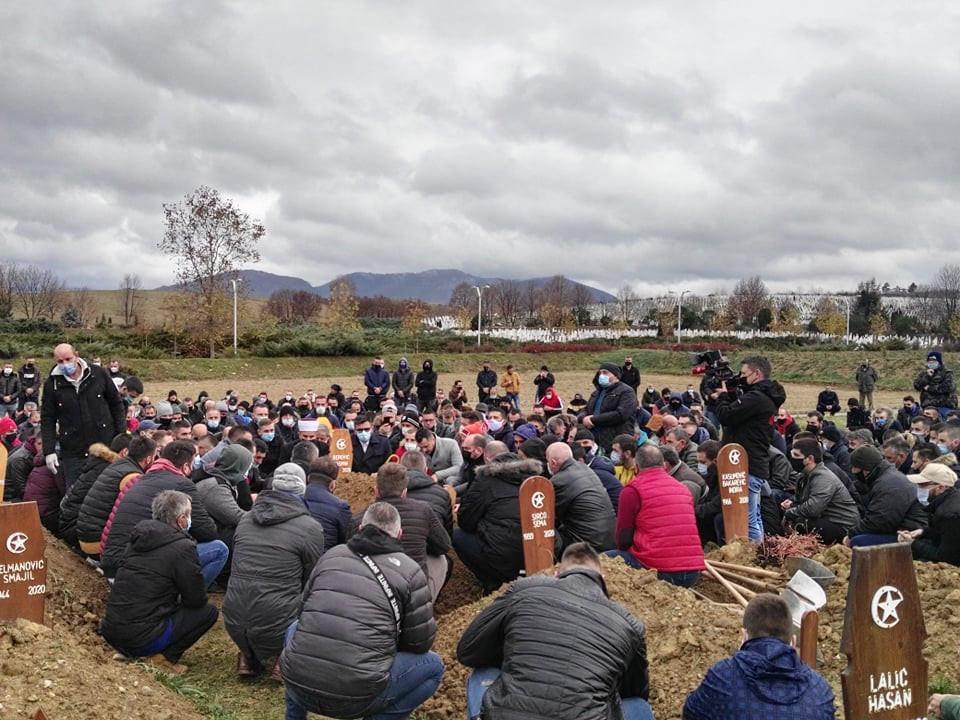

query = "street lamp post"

[
  {"left": 472, "top": 285, "right": 490, "bottom": 347},
  {"left": 838, "top": 296, "right": 851, "bottom": 344},
  {"left": 230, "top": 278, "right": 241, "bottom": 356},
  {"left": 669, "top": 290, "right": 691, "bottom": 340}
]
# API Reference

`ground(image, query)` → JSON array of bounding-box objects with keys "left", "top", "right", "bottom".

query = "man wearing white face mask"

[
  {"left": 900, "top": 463, "right": 960, "bottom": 566},
  {"left": 0, "top": 362, "right": 20, "bottom": 418},
  {"left": 350, "top": 413, "right": 391, "bottom": 474},
  {"left": 41, "top": 343, "right": 126, "bottom": 490},
  {"left": 578, "top": 363, "right": 638, "bottom": 454}
]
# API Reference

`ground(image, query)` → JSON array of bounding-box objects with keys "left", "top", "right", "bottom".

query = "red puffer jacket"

[{"left": 619, "top": 466, "right": 705, "bottom": 572}]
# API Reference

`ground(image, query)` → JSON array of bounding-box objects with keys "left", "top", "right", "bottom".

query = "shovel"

[
  {"left": 784, "top": 556, "right": 836, "bottom": 590},
  {"left": 781, "top": 570, "right": 827, "bottom": 630}
]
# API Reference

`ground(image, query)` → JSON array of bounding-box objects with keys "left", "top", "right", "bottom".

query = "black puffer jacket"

[
  {"left": 223, "top": 490, "right": 325, "bottom": 661},
  {"left": 279, "top": 525, "right": 436, "bottom": 718},
  {"left": 59, "top": 443, "right": 119, "bottom": 547},
  {"left": 914, "top": 367, "right": 957, "bottom": 409},
  {"left": 406, "top": 469, "right": 454, "bottom": 537},
  {"left": 912, "top": 487, "right": 960, "bottom": 566},
  {"left": 4, "top": 442, "right": 37, "bottom": 502},
  {"left": 716, "top": 379, "right": 787, "bottom": 480},
  {"left": 551, "top": 459, "right": 615, "bottom": 552},
  {"left": 100, "top": 519, "right": 209, "bottom": 651},
  {"left": 40, "top": 362, "right": 125, "bottom": 456},
  {"left": 0, "top": 371, "right": 20, "bottom": 402},
  {"left": 379, "top": 495, "right": 451, "bottom": 576},
  {"left": 849, "top": 461, "right": 928, "bottom": 538},
  {"left": 100, "top": 468, "right": 218, "bottom": 576},
  {"left": 578, "top": 381, "right": 638, "bottom": 452},
  {"left": 415, "top": 362, "right": 438, "bottom": 409},
  {"left": 77, "top": 456, "right": 145, "bottom": 547},
  {"left": 457, "top": 569, "right": 649, "bottom": 720},
  {"left": 457, "top": 457, "right": 541, "bottom": 582}
]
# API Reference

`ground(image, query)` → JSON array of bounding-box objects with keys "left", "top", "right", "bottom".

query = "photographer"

[
  {"left": 710, "top": 356, "right": 787, "bottom": 541},
  {"left": 914, "top": 351, "right": 956, "bottom": 419}
]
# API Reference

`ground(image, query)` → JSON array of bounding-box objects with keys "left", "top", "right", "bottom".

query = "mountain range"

[{"left": 154, "top": 269, "right": 615, "bottom": 304}]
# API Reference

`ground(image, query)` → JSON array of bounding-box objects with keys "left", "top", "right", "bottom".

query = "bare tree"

[
  {"left": 322, "top": 277, "right": 360, "bottom": 331},
  {"left": 159, "top": 186, "right": 264, "bottom": 357},
  {"left": 13, "top": 264, "right": 65, "bottom": 319},
  {"left": 267, "top": 289, "right": 324, "bottom": 324},
  {"left": 932, "top": 263, "right": 960, "bottom": 330},
  {"left": 570, "top": 283, "right": 594, "bottom": 325},
  {"left": 119, "top": 273, "right": 142, "bottom": 326},
  {"left": 448, "top": 282, "right": 474, "bottom": 313},
  {"left": 492, "top": 279, "right": 522, "bottom": 324},
  {"left": 0, "top": 262, "right": 16, "bottom": 319},
  {"left": 616, "top": 284, "right": 638, "bottom": 323},
  {"left": 728, "top": 275, "right": 770, "bottom": 327},
  {"left": 523, "top": 281, "right": 541, "bottom": 319},
  {"left": 540, "top": 275, "right": 571, "bottom": 309},
  {"left": 71, "top": 287, "right": 96, "bottom": 327}
]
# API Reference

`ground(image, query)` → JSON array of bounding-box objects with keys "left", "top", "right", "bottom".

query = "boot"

[
  {"left": 147, "top": 653, "right": 188, "bottom": 675},
  {"left": 269, "top": 658, "right": 283, "bottom": 683},
  {"left": 236, "top": 652, "right": 257, "bottom": 677}
]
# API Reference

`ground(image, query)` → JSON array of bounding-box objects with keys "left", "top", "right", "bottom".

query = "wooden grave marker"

[
  {"left": 716, "top": 443, "right": 750, "bottom": 542},
  {"left": 329, "top": 429, "right": 354, "bottom": 473},
  {"left": 0, "top": 500, "right": 47, "bottom": 624},
  {"left": 519, "top": 475, "right": 555, "bottom": 576},
  {"left": 840, "top": 543, "right": 927, "bottom": 719},
  {"left": 799, "top": 610, "right": 819, "bottom": 667}
]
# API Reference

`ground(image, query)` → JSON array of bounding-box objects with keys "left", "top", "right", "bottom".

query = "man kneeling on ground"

[
  {"left": 99, "top": 490, "right": 218, "bottom": 674},
  {"left": 280, "top": 502, "right": 443, "bottom": 720},
  {"left": 683, "top": 593, "right": 835, "bottom": 719},
  {"left": 458, "top": 542, "right": 653, "bottom": 720}
]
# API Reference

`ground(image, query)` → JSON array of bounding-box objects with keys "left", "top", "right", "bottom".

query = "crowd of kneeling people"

[{"left": 5, "top": 347, "right": 960, "bottom": 719}]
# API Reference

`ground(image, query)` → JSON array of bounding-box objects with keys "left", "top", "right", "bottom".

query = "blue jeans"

[
  {"left": 466, "top": 668, "right": 654, "bottom": 720},
  {"left": 747, "top": 474, "right": 765, "bottom": 541},
  {"left": 506, "top": 393, "right": 520, "bottom": 411},
  {"left": 284, "top": 620, "right": 444, "bottom": 720},
  {"left": 196, "top": 540, "right": 229, "bottom": 588},
  {"left": 849, "top": 533, "right": 898, "bottom": 547},
  {"left": 604, "top": 550, "right": 700, "bottom": 588}
]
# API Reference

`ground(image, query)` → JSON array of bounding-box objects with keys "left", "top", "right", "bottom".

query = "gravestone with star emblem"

[
  {"left": 716, "top": 443, "right": 750, "bottom": 542},
  {"left": 840, "top": 542, "right": 927, "bottom": 719},
  {"left": 519, "top": 475, "right": 555, "bottom": 576},
  {"left": 0, "top": 500, "right": 47, "bottom": 624},
  {"left": 329, "top": 429, "right": 354, "bottom": 474}
]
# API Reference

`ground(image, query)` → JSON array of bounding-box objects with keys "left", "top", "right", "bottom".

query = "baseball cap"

[{"left": 907, "top": 463, "right": 957, "bottom": 487}]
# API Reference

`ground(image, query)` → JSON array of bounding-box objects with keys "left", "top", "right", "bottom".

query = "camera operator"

[{"left": 710, "top": 355, "right": 787, "bottom": 541}]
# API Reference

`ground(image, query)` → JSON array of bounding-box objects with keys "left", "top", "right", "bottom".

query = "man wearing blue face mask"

[
  {"left": 350, "top": 413, "right": 391, "bottom": 474},
  {"left": 577, "top": 363, "right": 638, "bottom": 453},
  {"left": 914, "top": 351, "right": 957, "bottom": 420},
  {"left": 41, "top": 343, "right": 126, "bottom": 490}
]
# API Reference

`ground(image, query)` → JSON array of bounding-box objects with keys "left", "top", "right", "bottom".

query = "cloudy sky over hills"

[{"left": 2, "top": 1, "right": 959, "bottom": 296}]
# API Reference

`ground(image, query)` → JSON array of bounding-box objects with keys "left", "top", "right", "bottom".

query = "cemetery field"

[{"left": 140, "top": 369, "right": 912, "bottom": 420}]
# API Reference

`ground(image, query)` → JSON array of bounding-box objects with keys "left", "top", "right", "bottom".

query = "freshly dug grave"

[{"left": 0, "top": 534, "right": 205, "bottom": 720}]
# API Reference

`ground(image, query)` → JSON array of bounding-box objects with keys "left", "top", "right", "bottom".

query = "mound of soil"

[{"left": 0, "top": 535, "right": 204, "bottom": 720}]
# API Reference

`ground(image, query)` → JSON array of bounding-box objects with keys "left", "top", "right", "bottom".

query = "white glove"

[{"left": 45, "top": 453, "right": 59, "bottom": 474}]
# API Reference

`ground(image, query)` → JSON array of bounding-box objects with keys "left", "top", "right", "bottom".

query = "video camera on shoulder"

[{"left": 690, "top": 350, "right": 746, "bottom": 397}]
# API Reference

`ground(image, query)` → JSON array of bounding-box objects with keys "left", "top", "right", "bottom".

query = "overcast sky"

[{"left": 2, "top": 1, "right": 959, "bottom": 296}]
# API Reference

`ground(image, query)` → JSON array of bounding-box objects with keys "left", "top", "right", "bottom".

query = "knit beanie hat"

[
  {"left": 928, "top": 350, "right": 944, "bottom": 366},
  {"left": 216, "top": 445, "right": 253, "bottom": 485},
  {"left": 850, "top": 445, "right": 883, "bottom": 474},
  {"left": 599, "top": 362, "right": 622, "bottom": 379},
  {"left": 272, "top": 463, "right": 307, "bottom": 496},
  {"left": 852, "top": 428, "right": 875, "bottom": 447}
]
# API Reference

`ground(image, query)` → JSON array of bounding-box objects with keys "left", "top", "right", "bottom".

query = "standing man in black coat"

[
  {"left": 476, "top": 361, "right": 498, "bottom": 405},
  {"left": 712, "top": 356, "right": 787, "bottom": 542},
  {"left": 619, "top": 357, "right": 641, "bottom": 394},
  {"left": 415, "top": 359, "right": 439, "bottom": 412},
  {"left": 100, "top": 490, "right": 219, "bottom": 675},
  {"left": 458, "top": 542, "right": 652, "bottom": 720},
  {"left": 17, "top": 357, "right": 41, "bottom": 411},
  {"left": 41, "top": 343, "right": 126, "bottom": 489},
  {"left": 578, "top": 363, "right": 638, "bottom": 452}
]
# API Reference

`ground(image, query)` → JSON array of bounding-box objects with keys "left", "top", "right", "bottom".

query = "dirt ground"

[
  {"left": 144, "top": 370, "right": 909, "bottom": 424},
  {"left": 0, "top": 535, "right": 206, "bottom": 720}
]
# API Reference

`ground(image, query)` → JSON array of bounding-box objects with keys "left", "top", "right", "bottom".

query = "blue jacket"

[
  {"left": 683, "top": 638, "right": 835, "bottom": 720},
  {"left": 303, "top": 483, "right": 352, "bottom": 550},
  {"left": 589, "top": 454, "right": 622, "bottom": 513},
  {"left": 363, "top": 366, "right": 390, "bottom": 396}
]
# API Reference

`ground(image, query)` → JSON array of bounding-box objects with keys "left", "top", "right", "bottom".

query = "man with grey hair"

[
  {"left": 280, "top": 501, "right": 442, "bottom": 720},
  {"left": 41, "top": 342, "right": 126, "bottom": 488},
  {"left": 882, "top": 435, "right": 914, "bottom": 475},
  {"left": 100, "top": 490, "right": 218, "bottom": 674}
]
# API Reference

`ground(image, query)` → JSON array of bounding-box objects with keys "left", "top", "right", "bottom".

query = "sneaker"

[{"left": 147, "top": 654, "right": 188, "bottom": 675}]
